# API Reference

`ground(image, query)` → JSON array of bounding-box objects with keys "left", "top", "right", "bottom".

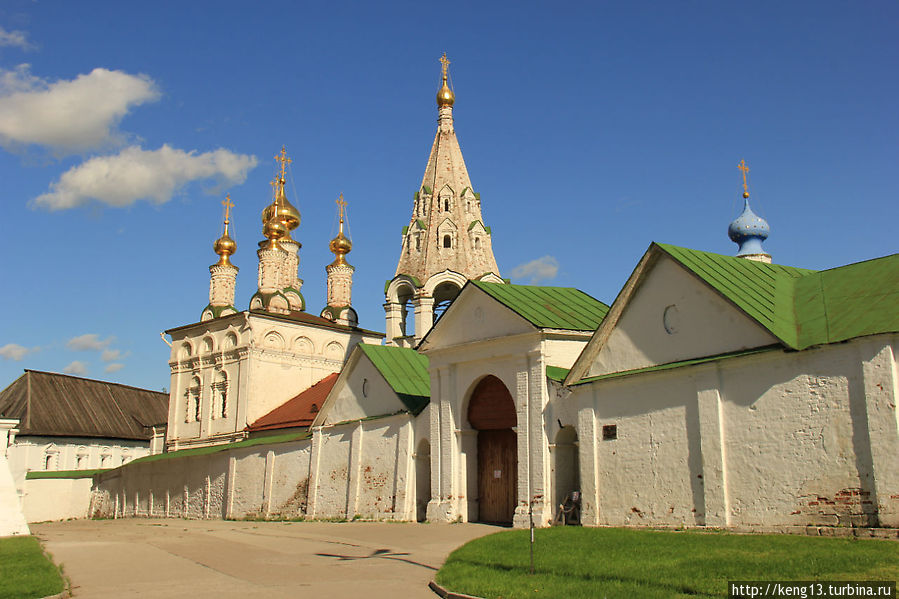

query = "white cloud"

[
  {"left": 63, "top": 360, "right": 88, "bottom": 375},
  {"left": 509, "top": 255, "right": 560, "bottom": 284},
  {"left": 104, "top": 363, "right": 124, "bottom": 373},
  {"left": 33, "top": 144, "right": 258, "bottom": 211},
  {"left": 0, "top": 343, "right": 36, "bottom": 361},
  {"left": 0, "top": 27, "right": 31, "bottom": 50},
  {"left": 66, "top": 334, "right": 114, "bottom": 351},
  {"left": 101, "top": 348, "right": 129, "bottom": 362},
  {"left": 0, "top": 65, "right": 159, "bottom": 152}
]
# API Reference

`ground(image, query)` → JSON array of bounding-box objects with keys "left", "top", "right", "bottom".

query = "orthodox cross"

[
  {"left": 275, "top": 146, "right": 292, "bottom": 180},
  {"left": 221, "top": 195, "right": 234, "bottom": 225},
  {"left": 336, "top": 193, "right": 347, "bottom": 231},
  {"left": 738, "top": 159, "right": 750, "bottom": 195},
  {"left": 440, "top": 53, "right": 450, "bottom": 79}
]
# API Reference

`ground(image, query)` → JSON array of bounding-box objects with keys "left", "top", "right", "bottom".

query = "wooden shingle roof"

[{"left": 0, "top": 370, "right": 169, "bottom": 440}]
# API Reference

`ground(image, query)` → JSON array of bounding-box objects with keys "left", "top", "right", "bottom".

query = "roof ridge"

[{"left": 23, "top": 369, "right": 166, "bottom": 396}]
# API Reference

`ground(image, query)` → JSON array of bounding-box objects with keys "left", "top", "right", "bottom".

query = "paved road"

[{"left": 32, "top": 519, "right": 498, "bottom": 598}]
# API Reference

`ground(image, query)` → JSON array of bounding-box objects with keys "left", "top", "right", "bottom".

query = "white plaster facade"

[
  {"left": 165, "top": 310, "right": 382, "bottom": 450},
  {"left": 0, "top": 419, "right": 29, "bottom": 536},
  {"left": 418, "top": 285, "right": 594, "bottom": 527},
  {"left": 564, "top": 334, "right": 899, "bottom": 528}
]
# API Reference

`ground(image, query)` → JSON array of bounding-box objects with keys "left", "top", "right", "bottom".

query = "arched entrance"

[{"left": 468, "top": 375, "right": 517, "bottom": 524}]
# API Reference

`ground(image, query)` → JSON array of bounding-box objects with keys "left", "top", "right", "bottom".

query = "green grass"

[
  {"left": 0, "top": 536, "right": 66, "bottom": 599},
  {"left": 436, "top": 528, "right": 899, "bottom": 599}
]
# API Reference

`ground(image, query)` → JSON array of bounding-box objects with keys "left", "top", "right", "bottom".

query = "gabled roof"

[
  {"left": 0, "top": 370, "right": 168, "bottom": 440},
  {"left": 566, "top": 243, "right": 899, "bottom": 385},
  {"left": 658, "top": 244, "right": 899, "bottom": 350},
  {"left": 357, "top": 344, "right": 430, "bottom": 414},
  {"left": 247, "top": 373, "right": 338, "bottom": 432},
  {"left": 472, "top": 281, "right": 609, "bottom": 331}
]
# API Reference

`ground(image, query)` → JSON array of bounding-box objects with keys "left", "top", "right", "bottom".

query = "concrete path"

[{"left": 32, "top": 519, "right": 498, "bottom": 598}]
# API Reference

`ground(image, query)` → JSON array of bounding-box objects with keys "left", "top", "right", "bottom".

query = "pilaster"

[
  {"left": 513, "top": 360, "right": 530, "bottom": 528},
  {"left": 694, "top": 367, "right": 730, "bottom": 527},
  {"left": 860, "top": 339, "right": 899, "bottom": 526}
]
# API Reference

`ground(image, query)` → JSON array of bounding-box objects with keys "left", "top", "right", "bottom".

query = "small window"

[
  {"left": 362, "top": 378, "right": 369, "bottom": 397},
  {"left": 310, "top": 403, "right": 319, "bottom": 413},
  {"left": 415, "top": 236, "right": 421, "bottom": 251},
  {"left": 443, "top": 235, "right": 452, "bottom": 248},
  {"left": 44, "top": 455, "right": 53, "bottom": 470},
  {"left": 602, "top": 424, "right": 617, "bottom": 440},
  {"left": 444, "top": 199, "right": 450, "bottom": 211},
  {"left": 474, "top": 237, "right": 481, "bottom": 249}
]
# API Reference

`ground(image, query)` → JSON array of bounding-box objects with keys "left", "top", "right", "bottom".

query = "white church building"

[{"left": 87, "top": 56, "right": 898, "bottom": 532}]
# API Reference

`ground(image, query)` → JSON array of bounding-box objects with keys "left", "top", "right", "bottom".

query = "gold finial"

[
  {"left": 214, "top": 195, "right": 237, "bottom": 266},
  {"left": 275, "top": 146, "right": 292, "bottom": 182},
  {"left": 440, "top": 53, "right": 450, "bottom": 81},
  {"left": 222, "top": 195, "right": 234, "bottom": 228},
  {"left": 436, "top": 53, "right": 455, "bottom": 108},
  {"left": 738, "top": 159, "right": 750, "bottom": 198},
  {"left": 336, "top": 193, "right": 347, "bottom": 233},
  {"left": 329, "top": 193, "right": 352, "bottom": 266}
]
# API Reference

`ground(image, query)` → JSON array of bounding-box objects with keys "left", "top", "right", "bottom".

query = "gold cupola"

[
  {"left": 214, "top": 195, "right": 237, "bottom": 266},
  {"left": 436, "top": 53, "right": 455, "bottom": 108},
  {"left": 262, "top": 147, "right": 301, "bottom": 246},
  {"left": 329, "top": 194, "right": 352, "bottom": 266}
]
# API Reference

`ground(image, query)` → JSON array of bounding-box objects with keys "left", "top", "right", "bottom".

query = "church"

[{"left": 87, "top": 55, "right": 898, "bottom": 531}]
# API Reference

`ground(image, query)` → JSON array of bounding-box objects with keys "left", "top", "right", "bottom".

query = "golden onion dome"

[
  {"left": 214, "top": 233, "right": 236, "bottom": 257},
  {"left": 330, "top": 231, "right": 352, "bottom": 254},
  {"left": 437, "top": 79, "right": 455, "bottom": 108},
  {"left": 263, "top": 217, "right": 288, "bottom": 244}
]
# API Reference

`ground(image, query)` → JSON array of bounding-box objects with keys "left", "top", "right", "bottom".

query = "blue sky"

[{"left": 0, "top": 1, "right": 896, "bottom": 392}]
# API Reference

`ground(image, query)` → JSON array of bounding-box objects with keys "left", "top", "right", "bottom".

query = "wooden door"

[{"left": 477, "top": 428, "right": 517, "bottom": 524}]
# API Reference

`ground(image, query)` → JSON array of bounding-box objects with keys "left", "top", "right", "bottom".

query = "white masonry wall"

[
  {"left": 567, "top": 333, "right": 899, "bottom": 529},
  {"left": 91, "top": 411, "right": 427, "bottom": 522}
]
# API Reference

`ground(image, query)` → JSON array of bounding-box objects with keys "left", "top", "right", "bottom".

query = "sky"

[{"left": 0, "top": 1, "right": 896, "bottom": 393}]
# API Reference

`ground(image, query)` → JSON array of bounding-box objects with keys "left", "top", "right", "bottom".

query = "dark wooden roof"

[{"left": 0, "top": 370, "right": 169, "bottom": 441}]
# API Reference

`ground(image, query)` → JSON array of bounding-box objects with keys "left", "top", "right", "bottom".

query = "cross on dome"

[{"left": 738, "top": 159, "right": 750, "bottom": 197}]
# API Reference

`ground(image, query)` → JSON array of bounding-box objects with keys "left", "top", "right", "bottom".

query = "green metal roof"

[
  {"left": 545, "top": 366, "right": 570, "bottom": 382},
  {"left": 472, "top": 281, "right": 609, "bottom": 331},
  {"left": 657, "top": 244, "right": 899, "bottom": 350},
  {"left": 358, "top": 344, "right": 430, "bottom": 414}
]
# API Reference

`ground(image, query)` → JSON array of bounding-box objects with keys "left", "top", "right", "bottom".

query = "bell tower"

[{"left": 384, "top": 54, "right": 503, "bottom": 347}]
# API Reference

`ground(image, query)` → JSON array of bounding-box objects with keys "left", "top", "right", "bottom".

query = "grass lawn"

[
  {"left": 436, "top": 527, "right": 899, "bottom": 599},
  {"left": 0, "top": 536, "right": 66, "bottom": 599}
]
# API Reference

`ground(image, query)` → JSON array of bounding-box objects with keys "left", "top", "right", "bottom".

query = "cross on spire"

[
  {"left": 440, "top": 53, "right": 450, "bottom": 80},
  {"left": 738, "top": 159, "right": 750, "bottom": 195},
  {"left": 275, "top": 146, "right": 292, "bottom": 180},
  {"left": 221, "top": 194, "right": 234, "bottom": 225},
  {"left": 336, "top": 193, "right": 347, "bottom": 233}
]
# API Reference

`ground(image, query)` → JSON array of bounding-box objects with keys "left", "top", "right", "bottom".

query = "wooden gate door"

[{"left": 477, "top": 428, "right": 517, "bottom": 524}]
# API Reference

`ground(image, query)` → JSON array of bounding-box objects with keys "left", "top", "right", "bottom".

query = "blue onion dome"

[{"left": 728, "top": 191, "right": 770, "bottom": 257}]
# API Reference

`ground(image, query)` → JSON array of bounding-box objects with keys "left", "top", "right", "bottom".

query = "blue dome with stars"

[{"left": 728, "top": 193, "right": 770, "bottom": 257}]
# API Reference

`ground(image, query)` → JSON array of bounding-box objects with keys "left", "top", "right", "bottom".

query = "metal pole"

[{"left": 529, "top": 498, "right": 535, "bottom": 575}]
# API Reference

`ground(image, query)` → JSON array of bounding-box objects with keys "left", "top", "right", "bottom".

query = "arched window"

[
  {"left": 213, "top": 370, "right": 228, "bottom": 419},
  {"left": 186, "top": 376, "right": 201, "bottom": 422},
  {"left": 444, "top": 198, "right": 450, "bottom": 211},
  {"left": 443, "top": 235, "right": 452, "bottom": 248},
  {"left": 44, "top": 454, "right": 53, "bottom": 470},
  {"left": 415, "top": 236, "right": 421, "bottom": 251},
  {"left": 474, "top": 237, "right": 481, "bottom": 249}
]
